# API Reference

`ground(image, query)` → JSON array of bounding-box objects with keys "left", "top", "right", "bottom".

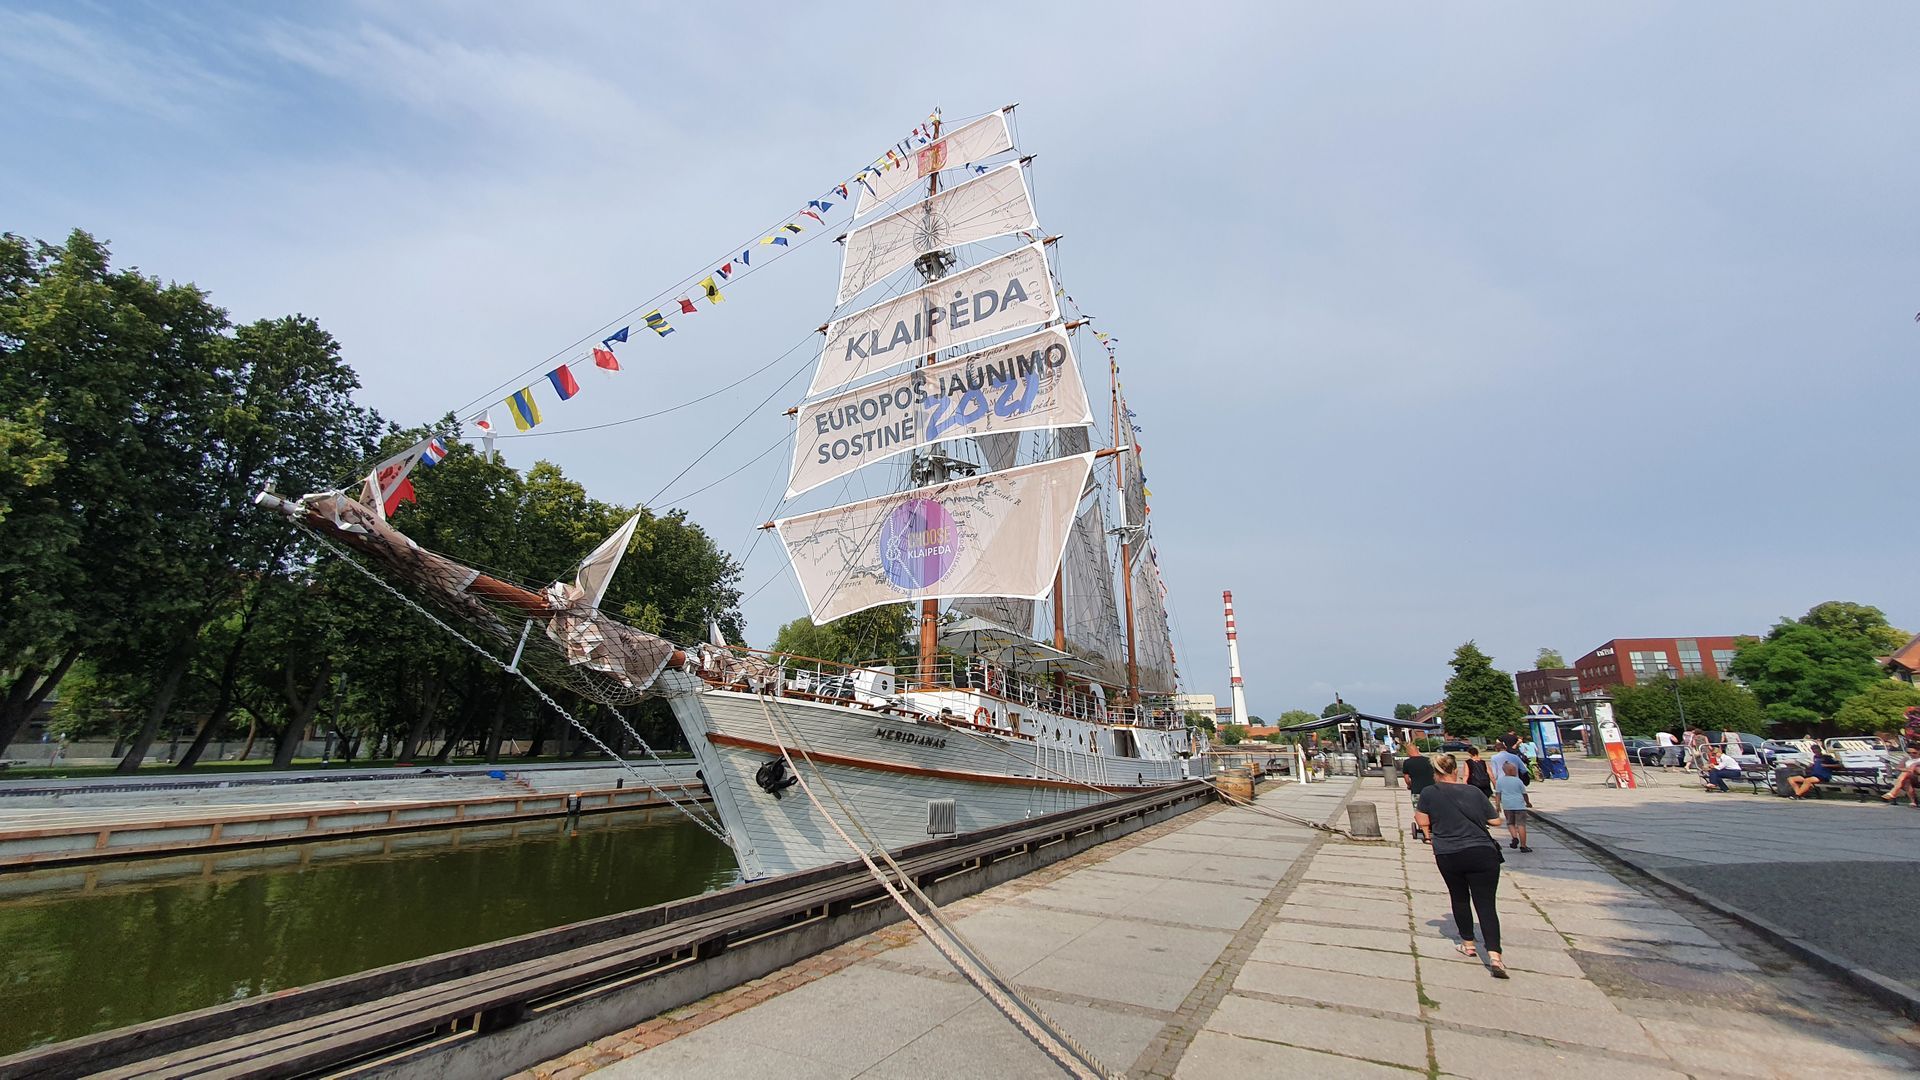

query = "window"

[
  {"left": 1629, "top": 651, "right": 1671, "bottom": 680},
  {"left": 1677, "top": 639, "right": 1703, "bottom": 675},
  {"left": 1711, "top": 649, "right": 1735, "bottom": 677}
]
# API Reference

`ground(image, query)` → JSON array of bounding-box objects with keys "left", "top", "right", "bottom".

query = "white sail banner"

[
  {"left": 855, "top": 110, "right": 1015, "bottom": 218},
  {"left": 1062, "top": 501, "right": 1128, "bottom": 689},
  {"left": 1130, "top": 534, "right": 1179, "bottom": 694},
  {"left": 788, "top": 326, "right": 1092, "bottom": 498},
  {"left": 837, "top": 164, "right": 1037, "bottom": 304},
  {"left": 777, "top": 453, "right": 1094, "bottom": 625},
  {"left": 811, "top": 242, "right": 1055, "bottom": 399}
]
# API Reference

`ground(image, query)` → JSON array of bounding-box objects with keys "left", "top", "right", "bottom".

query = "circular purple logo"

[{"left": 880, "top": 498, "right": 959, "bottom": 590}]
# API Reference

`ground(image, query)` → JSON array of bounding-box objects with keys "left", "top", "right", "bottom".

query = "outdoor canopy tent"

[{"left": 1274, "top": 711, "right": 1443, "bottom": 734}]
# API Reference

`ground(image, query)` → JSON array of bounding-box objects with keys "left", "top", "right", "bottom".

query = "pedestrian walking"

[
  {"left": 1494, "top": 761, "right": 1532, "bottom": 851},
  {"left": 1400, "top": 742, "right": 1436, "bottom": 843},
  {"left": 1463, "top": 745, "right": 1493, "bottom": 797},
  {"left": 1413, "top": 753, "right": 1509, "bottom": 978}
]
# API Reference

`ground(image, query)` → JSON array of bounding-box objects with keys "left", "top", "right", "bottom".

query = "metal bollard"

[{"left": 1347, "top": 802, "right": 1383, "bottom": 839}]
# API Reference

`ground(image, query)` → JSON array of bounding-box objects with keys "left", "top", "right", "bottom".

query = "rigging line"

[
  {"left": 486, "top": 339, "right": 809, "bottom": 441},
  {"left": 296, "top": 525, "right": 732, "bottom": 845},
  {"left": 643, "top": 342, "right": 813, "bottom": 508},
  {"left": 651, "top": 428, "right": 791, "bottom": 508},
  {"left": 452, "top": 117, "right": 956, "bottom": 421},
  {"left": 749, "top": 693, "right": 1116, "bottom": 1080}
]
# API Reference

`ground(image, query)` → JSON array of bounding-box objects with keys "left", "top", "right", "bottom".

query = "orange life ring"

[{"left": 974, "top": 706, "right": 993, "bottom": 727}]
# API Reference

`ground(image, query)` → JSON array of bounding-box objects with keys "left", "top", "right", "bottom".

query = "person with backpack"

[{"left": 1463, "top": 744, "right": 1493, "bottom": 797}]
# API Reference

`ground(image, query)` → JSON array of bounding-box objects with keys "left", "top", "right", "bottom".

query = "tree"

[
  {"left": 1610, "top": 675, "right": 1764, "bottom": 738},
  {"left": 1799, "top": 601, "right": 1907, "bottom": 655},
  {"left": 1442, "top": 641, "right": 1522, "bottom": 741},
  {"left": 1278, "top": 708, "right": 1316, "bottom": 728},
  {"left": 1185, "top": 712, "right": 1215, "bottom": 733},
  {"left": 1218, "top": 723, "right": 1246, "bottom": 745},
  {"left": 772, "top": 606, "right": 914, "bottom": 670},
  {"left": 1832, "top": 681, "right": 1920, "bottom": 736},
  {"left": 1320, "top": 700, "right": 1350, "bottom": 718},
  {"left": 1393, "top": 703, "right": 1417, "bottom": 721},
  {"left": 1729, "top": 608, "right": 1886, "bottom": 729},
  {"left": 1535, "top": 648, "right": 1567, "bottom": 669}
]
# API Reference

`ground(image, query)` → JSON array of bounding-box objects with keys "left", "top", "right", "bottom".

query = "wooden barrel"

[{"left": 1217, "top": 768, "right": 1255, "bottom": 803}]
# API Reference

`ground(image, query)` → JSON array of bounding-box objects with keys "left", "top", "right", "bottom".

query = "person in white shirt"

[{"left": 1654, "top": 730, "right": 1678, "bottom": 766}]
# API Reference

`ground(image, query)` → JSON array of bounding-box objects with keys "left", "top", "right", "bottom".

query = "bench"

[
  {"left": 1734, "top": 758, "right": 1772, "bottom": 794},
  {"left": 1822, "top": 751, "right": 1892, "bottom": 800}
]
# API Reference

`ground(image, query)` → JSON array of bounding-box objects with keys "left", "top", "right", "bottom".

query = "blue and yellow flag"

[
  {"left": 645, "top": 310, "right": 673, "bottom": 337},
  {"left": 508, "top": 388, "right": 541, "bottom": 431}
]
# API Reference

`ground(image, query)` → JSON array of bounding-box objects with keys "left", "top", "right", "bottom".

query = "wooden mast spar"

[{"left": 914, "top": 113, "right": 945, "bottom": 689}]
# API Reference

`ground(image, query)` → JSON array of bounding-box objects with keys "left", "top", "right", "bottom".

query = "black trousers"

[{"left": 1434, "top": 845, "right": 1502, "bottom": 952}]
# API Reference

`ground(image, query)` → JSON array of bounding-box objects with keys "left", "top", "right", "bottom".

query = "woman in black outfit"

[
  {"left": 1463, "top": 745, "right": 1493, "bottom": 797},
  {"left": 1414, "top": 753, "right": 1509, "bottom": 978}
]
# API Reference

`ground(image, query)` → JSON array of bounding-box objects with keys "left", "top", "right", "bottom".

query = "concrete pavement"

[
  {"left": 521, "top": 771, "right": 1920, "bottom": 1079},
  {"left": 1536, "top": 757, "right": 1920, "bottom": 1009}
]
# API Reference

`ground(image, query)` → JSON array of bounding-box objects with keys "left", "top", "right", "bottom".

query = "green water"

[{"left": 0, "top": 811, "right": 737, "bottom": 1056}]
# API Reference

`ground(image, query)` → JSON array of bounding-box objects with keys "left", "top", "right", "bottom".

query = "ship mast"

[
  {"left": 1112, "top": 354, "right": 1140, "bottom": 704},
  {"left": 912, "top": 113, "right": 953, "bottom": 689}
]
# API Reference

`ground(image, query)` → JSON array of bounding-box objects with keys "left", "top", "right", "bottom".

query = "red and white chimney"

[{"left": 1223, "top": 590, "right": 1250, "bottom": 728}]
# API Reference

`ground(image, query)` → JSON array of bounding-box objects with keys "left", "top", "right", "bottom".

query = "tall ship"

[{"left": 258, "top": 106, "right": 1205, "bottom": 882}]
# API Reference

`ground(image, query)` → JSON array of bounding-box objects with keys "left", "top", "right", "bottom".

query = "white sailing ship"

[
  {"left": 255, "top": 106, "right": 1205, "bottom": 883},
  {"left": 666, "top": 106, "right": 1205, "bottom": 879}
]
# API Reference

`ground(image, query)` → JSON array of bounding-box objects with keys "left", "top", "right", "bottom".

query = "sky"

[{"left": 6, "top": 2, "right": 1917, "bottom": 718}]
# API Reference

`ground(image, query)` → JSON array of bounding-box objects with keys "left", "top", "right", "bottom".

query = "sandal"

[
  {"left": 1488, "top": 954, "right": 1509, "bottom": 979},
  {"left": 1455, "top": 942, "right": 1477, "bottom": 958}
]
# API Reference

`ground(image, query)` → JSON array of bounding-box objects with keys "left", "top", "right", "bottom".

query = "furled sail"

[
  {"left": 789, "top": 326, "right": 1091, "bottom": 497},
  {"left": 810, "top": 242, "right": 1056, "bottom": 398},
  {"left": 837, "top": 164, "right": 1038, "bottom": 305},
  {"left": 775, "top": 453, "right": 1093, "bottom": 625},
  {"left": 949, "top": 596, "right": 1036, "bottom": 637},
  {"left": 1060, "top": 501, "right": 1128, "bottom": 688},
  {"left": 856, "top": 111, "right": 1016, "bottom": 218},
  {"left": 1129, "top": 538, "right": 1179, "bottom": 694},
  {"left": 1119, "top": 423, "right": 1148, "bottom": 529}
]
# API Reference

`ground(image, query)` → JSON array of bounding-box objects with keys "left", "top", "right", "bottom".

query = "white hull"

[{"left": 661, "top": 672, "right": 1196, "bottom": 880}]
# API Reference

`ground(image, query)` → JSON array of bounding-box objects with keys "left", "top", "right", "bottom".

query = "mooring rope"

[{"left": 750, "top": 691, "right": 1119, "bottom": 1080}]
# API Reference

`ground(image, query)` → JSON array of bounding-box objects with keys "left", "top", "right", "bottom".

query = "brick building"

[
  {"left": 1572, "top": 637, "right": 1741, "bottom": 693},
  {"left": 1515, "top": 667, "right": 1580, "bottom": 711}
]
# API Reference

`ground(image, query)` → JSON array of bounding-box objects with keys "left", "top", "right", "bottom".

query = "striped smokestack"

[{"left": 1224, "top": 590, "right": 1250, "bottom": 727}]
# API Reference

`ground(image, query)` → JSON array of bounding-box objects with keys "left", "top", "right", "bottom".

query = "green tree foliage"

[
  {"left": 0, "top": 231, "right": 381, "bottom": 764},
  {"left": 1442, "top": 641, "right": 1522, "bottom": 741},
  {"left": 1320, "top": 700, "right": 1350, "bottom": 717},
  {"left": 1728, "top": 602, "right": 1891, "bottom": 729},
  {"left": 1799, "top": 601, "right": 1908, "bottom": 654},
  {"left": 1278, "top": 708, "right": 1317, "bottom": 729},
  {"left": 1609, "top": 675, "right": 1764, "bottom": 738},
  {"left": 771, "top": 605, "right": 914, "bottom": 670},
  {"left": 1535, "top": 648, "right": 1567, "bottom": 669},
  {"left": 1831, "top": 680, "right": 1920, "bottom": 736},
  {"left": 1218, "top": 723, "right": 1246, "bottom": 745},
  {"left": 1393, "top": 703, "right": 1417, "bottom": 721},
  {"left": 1185, "top": 712, "right": 1215, "bottom": 733}
]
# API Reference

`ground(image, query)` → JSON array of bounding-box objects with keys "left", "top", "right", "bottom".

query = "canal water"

[{"left": 0, "top": 810, "right": 737, "bottom": 1056}]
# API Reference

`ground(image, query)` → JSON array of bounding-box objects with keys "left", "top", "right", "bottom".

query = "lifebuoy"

[{"left": 974, "top": 706, "right": 993, "bottom": 727}]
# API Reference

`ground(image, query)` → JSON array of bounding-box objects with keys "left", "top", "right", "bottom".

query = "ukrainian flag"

[{"left": 509, "top": 388, "right": 541, "bottom": 431}]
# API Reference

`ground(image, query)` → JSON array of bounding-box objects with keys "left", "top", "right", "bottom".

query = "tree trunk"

[
  {"left": 177, "top": 574, "right": 273, "bottom": 769},
  {"left": 484, "top": 690, "right": 509, "bottom": 763},
  {"left": 274, "top": 660, "right": 331, "bottom": 769},
  {"left": 238, "top": 712, "right": 260, "bottom": 760},
  {"left": 115, "top": 636, "right": 197, "bottom": 774},
  {"left": 433, "top": 690, "right": 480, "bottom": 763},
  {"left": 398, "top": 677, "right": 441, "bottom": 763},
  {"left": 0, "top": 646, "right": 82, "bottom": 753}
]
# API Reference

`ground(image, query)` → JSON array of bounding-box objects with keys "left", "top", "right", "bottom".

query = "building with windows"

[
  {"left": 1572, "top": 637, "right": 1741, "bottom": 693},
  {"left": 1884, "top": 633, "right": 1920, "bottom": 684},
  {"left": 1515, "top": 667, "right": 1580, "bottom": 713},
  {"left": 1174, "top": 692, "right": 1217, "bottom": 719}
]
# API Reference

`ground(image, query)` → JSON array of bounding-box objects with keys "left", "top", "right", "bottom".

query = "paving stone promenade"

[{"left": 523, "top": 770, "right": 1920, "bottom": 1079}]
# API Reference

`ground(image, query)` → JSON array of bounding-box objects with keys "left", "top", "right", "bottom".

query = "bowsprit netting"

[{"left": 263, "top": 490, "right": 683, "bottom": 709}]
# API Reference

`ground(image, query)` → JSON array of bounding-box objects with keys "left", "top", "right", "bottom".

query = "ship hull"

[{"left": 663, "top": 677, "right": 1185, "bottom": 880}]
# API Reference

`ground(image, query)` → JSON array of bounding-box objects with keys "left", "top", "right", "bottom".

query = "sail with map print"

[{"left": 253, "top": 105, "right": 1203, "bottom": 882}]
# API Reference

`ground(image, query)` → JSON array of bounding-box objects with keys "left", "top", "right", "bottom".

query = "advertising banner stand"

[{"left": 1594, "top": 702, "right": 1637, "bottom": 789}]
